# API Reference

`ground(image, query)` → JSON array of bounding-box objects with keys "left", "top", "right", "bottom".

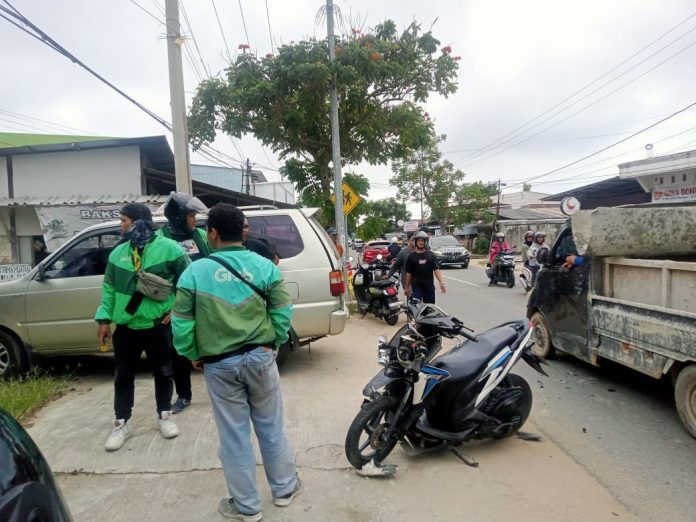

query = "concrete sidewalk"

[{"left": 29, "top": 316, "right": 633, "bottom": 521}]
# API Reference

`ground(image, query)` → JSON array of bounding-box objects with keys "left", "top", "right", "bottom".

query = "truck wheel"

[
  {"left": 674, "top": 365, "right": 696, "bottom": 439},
  {"left": 530, "top": 312, "right": 555, "bottom": 359},
  {"left": 0, "top": 331, "right": 27, "bottom": 379}
]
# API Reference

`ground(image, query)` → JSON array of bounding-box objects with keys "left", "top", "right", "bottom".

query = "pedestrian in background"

[
  {"left": 172, "top": 203, "right": 300, "bottom": 521},
  {"left": 386, "top": 233, "right": 414, "bottom": 290},
  {"left": 157, "top": 192, "right": 210, "bottom": 414},
  {"left": 95, "top": 203, "right": 189, "bottom": 451},
  {"left": 404, "top": 231, "right": 446, "bottom": 303}
]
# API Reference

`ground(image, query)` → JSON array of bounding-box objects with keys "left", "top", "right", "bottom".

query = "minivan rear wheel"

[{"left": 0, "top": 331, "right": 26, "bottom": 380}]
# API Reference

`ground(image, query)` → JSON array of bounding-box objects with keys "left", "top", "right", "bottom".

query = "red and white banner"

[{"left": 652, "top": 184, "right": 696, "bottom": 203}]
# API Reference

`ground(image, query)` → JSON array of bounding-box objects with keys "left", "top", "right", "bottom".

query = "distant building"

[
  {"left": 0, "top": 132, "right": 294, "bottom": 267},
  {"left": 618, "top": 149, "right": 696, "bottom": 204}
]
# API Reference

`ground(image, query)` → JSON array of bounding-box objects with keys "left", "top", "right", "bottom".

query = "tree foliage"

[
  {"left": 391, "top": 134, "right": 496, "bottom": 227},
  {"left": 188, "top": 20, "right": 459, "bottom": 205},
  {"left": 356, "top": 197, "right": 411, "bottom": 240}
]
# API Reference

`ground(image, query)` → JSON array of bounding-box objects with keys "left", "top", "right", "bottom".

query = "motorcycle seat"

[
  {"left": 369, "top": 279, "right": 393, "bottom": 288},
  {"left": 432, "top": 326, "right": 519, "bottom": 384}
]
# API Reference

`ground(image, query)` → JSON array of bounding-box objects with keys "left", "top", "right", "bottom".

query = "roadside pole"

[
  {"left": 165, "top": 0, "right": 192, "bottom": 193},
  {"left": 326, "top": 0, "right": 348, "bottom": 303}
]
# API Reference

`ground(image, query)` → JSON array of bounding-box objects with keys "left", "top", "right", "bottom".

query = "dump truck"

[{"left": 527, "top": 205, "right": 696, "bottom": 437}]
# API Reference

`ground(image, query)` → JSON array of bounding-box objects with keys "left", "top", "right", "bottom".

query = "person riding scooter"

[
  {"left": 489, "top": 232, "right": 511, "bottom": 273},
  {"left": 521, "top": 230, "right": 534, "bottom": 267},
  {"left": 527, "top": 231, "right": 549, "bottom": 286}
]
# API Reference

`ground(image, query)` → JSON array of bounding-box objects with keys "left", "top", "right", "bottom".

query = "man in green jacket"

[
  {"left": 156, "top": 192, "right": 209, "bottom": 414},
  {"left": 95, "top": 203, "right": 189, "bottom": 452},
  {"left": 172, "top": 203, "right": 299, "bottom": 521}
]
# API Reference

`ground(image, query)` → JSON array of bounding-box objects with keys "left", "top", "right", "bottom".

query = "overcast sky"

[{"left": 2, "top": 0, "right": 695, "bottom": 211}]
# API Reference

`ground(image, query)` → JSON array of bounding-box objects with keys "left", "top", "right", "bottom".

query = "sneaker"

[
  {"left": 157, "top": 411, "right": 180, "bottom": 439},
  {"left": 217, "top": 498, "right": 263, "bottom": 521},
  {"left": 171, "top": 397, "right": 191, "bottom": 414},
  {"left": 105, "top": 419, "right": 132, "bottom": 451},
  {"left": 274, "top": 477, "right": 303, "bottom": 507}
]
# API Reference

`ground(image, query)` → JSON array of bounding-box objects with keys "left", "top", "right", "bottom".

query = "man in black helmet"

[
  {"left": 404, "top": 231, "right": 446, "bottom": 304},
  {"left": 156, "top": 192, "right": 210, "bottom": 413},
  {"left": 157, "top": 192, "right": 210, "bottom": 261}
]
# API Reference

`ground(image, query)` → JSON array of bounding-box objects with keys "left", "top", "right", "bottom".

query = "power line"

[
  {"left": 460, "top": 35, "right": 696, "bottom": 167},
  {"left": 457, "top": 10, "right": 696, "bottom": 166},
  {"left": 264, "top": 0, "right": 275, "bottom": 54},
  {"left": 128, "top": 0, "right": 163, "bottom": 24},
  {"left": 237, "top": 0, "right": 251, "bottom": 50},
  {"left": 0, "top": 107, "right": 95, "bottom": 135},
  {"left": 506, "top": 99, "right": 696, "bottom": 189},
  {"left": 179, "top": 0, "right": 211, "bottom": 78},
  {"left": 211, "top": 0, "right": 232, "bottom": 62}
]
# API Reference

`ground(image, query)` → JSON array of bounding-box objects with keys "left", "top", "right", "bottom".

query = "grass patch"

[{"left": 0, "top": 367, "right": 69, "bottom": 421}]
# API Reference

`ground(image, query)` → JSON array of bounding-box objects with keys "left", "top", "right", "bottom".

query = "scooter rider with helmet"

[
  {"left": 527, "top": 231, "right": 549, "bottom": 286},
  {"left": 521, "top": 230, "right": 534, "bottom": 266},
  {"left": 489, "top": 232, "right": 511, "bottom": 275},
  {"left": 156, "top": 192, "right": 210, "bottom": 414}
]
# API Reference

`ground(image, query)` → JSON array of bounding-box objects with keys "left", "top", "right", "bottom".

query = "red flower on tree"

[
  {"left": 441, "top": 45, "right": 452, "bottom": 54},
  {"left": 238, "top": 43, "right": 250, "bottom": 50},
  {"left": 370, "top": 51, "right": 381, "bottom": 62}
]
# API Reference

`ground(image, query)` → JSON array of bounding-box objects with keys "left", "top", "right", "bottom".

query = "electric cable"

[
  {"left": 128, "top": 0, "right": 163, "bottom": 24},
  {"left": 179, "top": 0, "right": 211, "bottom": 78},
  {"left": 264, "top": 0, "right": 275, "bottom": 54},
  {"left": 211, "top": 0, "right": 232, "bottom": 62},
  {"left": 237, "top": 0, "right": 251, "bottom": 50},
  {"left": 456, "top": 10, "right": 696, "bottom": 165}
]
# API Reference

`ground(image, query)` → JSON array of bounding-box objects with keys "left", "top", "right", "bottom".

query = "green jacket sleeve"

[
  {"left": 94, "top": 260, "right": 116, "bottom": 324},
  {"left": 266, "top": 269, "right": 293, "bottom": 347},
  {"left": 172, "top": 284, "right": 198, "bottom": 360}
]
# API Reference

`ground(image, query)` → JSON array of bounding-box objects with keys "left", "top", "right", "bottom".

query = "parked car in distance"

[
  {"left": 353, "top": 238, "right": 365, "bottom": 252},
  {"left": 0, "top": 207, "right": 348, "bottom": 377},
  {"left": 429, "top": 235, "right": 470, "bottom": 268},
  {"left": 0, "top": 408, "right": 72, "bottom": 521},
  {"left": 362, "top": 240, "right": 390, "bottom": 264}
]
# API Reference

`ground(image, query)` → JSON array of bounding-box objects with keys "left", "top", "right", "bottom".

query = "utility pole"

[
  {"left": 491, "top": 178, "right": 506, "bottom": 242},
  {"left": 245, "top": 158, "right": 252, "bottom": 194},
  {"left": 326, "top": 0, "right": 348, "bottom": 300},
  {"left": 165, "top": 0, "right": 192, "bottom": 193}
]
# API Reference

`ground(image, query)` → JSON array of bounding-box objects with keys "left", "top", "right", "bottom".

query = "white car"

[{"left": 0, "top": 207, "right": 348, "bottom": 375}]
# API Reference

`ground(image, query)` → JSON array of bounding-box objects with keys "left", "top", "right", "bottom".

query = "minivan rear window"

[{"left": 247, "top": 215, "right": 304, "bottom": 259}]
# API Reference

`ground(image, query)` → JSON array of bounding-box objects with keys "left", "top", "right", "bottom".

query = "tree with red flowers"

[{"left": 188, "top": 19, "right": 459, "bottom": 210}]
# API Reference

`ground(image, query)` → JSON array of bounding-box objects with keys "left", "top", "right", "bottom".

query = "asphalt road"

[{"left": 435, "top": 263, "right": 696, "bottom": 521}]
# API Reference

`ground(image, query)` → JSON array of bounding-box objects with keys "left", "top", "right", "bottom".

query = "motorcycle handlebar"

[{"left": 459, "top": 328, "right": 478, "bottom": 342}]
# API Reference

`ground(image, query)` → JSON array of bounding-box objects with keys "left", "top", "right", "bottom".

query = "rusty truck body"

[{"left": 527, "top": 205, "right": 696, "bottom": 438}]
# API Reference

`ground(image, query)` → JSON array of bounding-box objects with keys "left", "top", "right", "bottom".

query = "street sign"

[{"left": 330, "top": 181, "right": 361, "bottom": 215}]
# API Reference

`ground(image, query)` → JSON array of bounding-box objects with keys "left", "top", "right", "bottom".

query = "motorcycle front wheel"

[
  {"left": 345, "top": 395, "right": 400, "bottom": 469},
  {"left": 506, "top": 270, "right": 515, "bottom": 288}
]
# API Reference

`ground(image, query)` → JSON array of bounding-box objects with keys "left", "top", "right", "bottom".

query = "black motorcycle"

[
  {"left": 486, "top": 249, "right": 516, "bottom": 288},
  {"left": 353, "top": 255, "right": 401, "bottom": 326},
  {"left": 344, "top": 300, "right": 547, "bottom": 472}
]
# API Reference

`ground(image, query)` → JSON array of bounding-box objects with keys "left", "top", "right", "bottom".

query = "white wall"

[
  {"left": 252, "top": 182, "right": 296, "bottom": 204},
  {"left": 12, "top": 146, "right": 142, "bottom": 198}
]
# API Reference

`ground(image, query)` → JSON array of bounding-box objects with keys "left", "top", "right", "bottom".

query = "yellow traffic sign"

[{"left": 330, "top": 181, "right": 361, "bottom": 215}]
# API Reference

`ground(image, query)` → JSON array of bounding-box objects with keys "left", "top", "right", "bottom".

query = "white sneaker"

[
  {"left": 105, "top": 419, "right": 132, "bottom": 451},
  {"left": 157, "top": 410, "right": 179, "bottom": 439}
]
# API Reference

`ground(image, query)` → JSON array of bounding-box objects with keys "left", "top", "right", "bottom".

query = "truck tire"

[
  {"left": 0, "top": 330, "right": 27, "bottom": 379},
  {"left": 530, "top": 312, "right": 555, "bottom": 359},
  {"left": 674, "top": 365, "right": 696, "bottom": 439}
]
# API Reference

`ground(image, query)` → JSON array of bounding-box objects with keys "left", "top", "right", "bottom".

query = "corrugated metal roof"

[
  {"left": 0, "top": 194, "right": 167, "bottom": 206},
  {"left": 498, "top": 207, "right": 559, "bottom": 220}
]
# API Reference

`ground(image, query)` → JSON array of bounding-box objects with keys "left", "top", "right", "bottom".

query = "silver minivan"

[{"left": 0, "top": 207, "right": 348, "bottom": 377}]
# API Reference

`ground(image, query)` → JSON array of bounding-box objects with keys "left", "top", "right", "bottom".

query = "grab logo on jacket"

[{"left": 214, "top": 267, "right": 254, "bottom": 284}]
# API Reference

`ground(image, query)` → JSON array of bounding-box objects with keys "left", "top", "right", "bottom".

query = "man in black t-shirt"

[{"left": 404, "top": 231, "right": 446, "bottom": 304}]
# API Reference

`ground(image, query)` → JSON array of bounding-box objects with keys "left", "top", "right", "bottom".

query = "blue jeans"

[{"left": 204, "top": 347, "right": 297, "bottom": 514}]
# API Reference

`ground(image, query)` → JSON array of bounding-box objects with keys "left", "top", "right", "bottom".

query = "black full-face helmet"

[{"left": 163, "top": 192, "right": 208, "bottom": 233}]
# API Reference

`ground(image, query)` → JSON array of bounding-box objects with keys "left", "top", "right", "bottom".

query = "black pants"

[
  {"left": 412, "top": 284, "right": 436, "bottom": 304},
  {"left": 172, "top": 347, "right": 192, "bottom": 401},
  {"left": 113, "top": 323, "right": 174, "bottom": 420}
]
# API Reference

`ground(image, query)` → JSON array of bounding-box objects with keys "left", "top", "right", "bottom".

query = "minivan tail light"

[{"left": 329, "top": 270, "right": 345, "bottom": 296}]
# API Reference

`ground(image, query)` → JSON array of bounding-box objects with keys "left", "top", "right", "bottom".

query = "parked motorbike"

[
  {"left": 353, "top": 255, "right": 402, "bottom": 326},
  {"left": 344, "top": 299, "right": 547, "bottom": 473},
  {"left": 486, "top": 250, "right": 516, "bottom": 288}
]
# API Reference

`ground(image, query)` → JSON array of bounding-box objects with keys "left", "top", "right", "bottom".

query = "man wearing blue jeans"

[{"left": 172, "top": 203, "right": 299, "bottom": 521}]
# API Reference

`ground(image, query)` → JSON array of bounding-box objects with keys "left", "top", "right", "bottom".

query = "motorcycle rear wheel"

[
  {"left": 345, "top": 396, "right": 400, "bottom": 469},
  {"left": 506, "top": 271, "right": 515, "bottom": 288},
  {"left": 493, "top": 373, "right": 532, "bottom": 439},
  {"left": 384, "top": 314, "right": 399, "bottom": 326}
]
